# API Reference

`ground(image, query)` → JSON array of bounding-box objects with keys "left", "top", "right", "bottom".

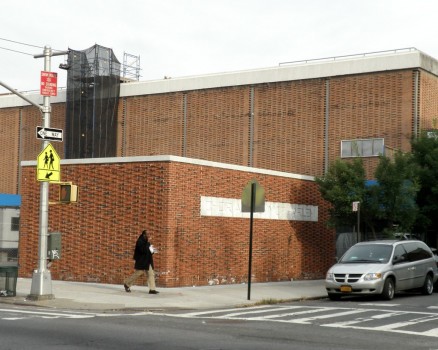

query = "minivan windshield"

[{"left": 340, "top": 244, "right": 393, "bottom": 264}]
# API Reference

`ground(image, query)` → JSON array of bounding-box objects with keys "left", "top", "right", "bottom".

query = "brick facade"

[
  {"left": 18, "top": 158, "right": 333, "bottom": 287},
  {"left": 420, "top": 70, "right": 438, "bottom": 130},
  {"left": 2, "top": 49, "right": 438, "bottom": 287},
  {"left": 0, "top": 107, "right": 20, "bottom": 193},
  {"left": 116, "top": 70, "right": 422, "bottom": 180},
  {"left": 3, "top": 64, "right": 433, "bottom": 195},
  {"left": 328, "top": 71, "right": 415, "bottom": 177}
]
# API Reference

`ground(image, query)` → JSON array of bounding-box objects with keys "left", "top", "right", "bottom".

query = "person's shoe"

[
  {"left": 124, "top": 284, "right": 131, "bottom": 293},
  {"left": 149, "top": 290, "right": 159, "bottom": 294}
]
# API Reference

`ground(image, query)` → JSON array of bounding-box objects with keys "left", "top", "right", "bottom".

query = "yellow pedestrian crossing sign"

[{"left": 37, "top": 143, "right": 61, "bottom": 182}]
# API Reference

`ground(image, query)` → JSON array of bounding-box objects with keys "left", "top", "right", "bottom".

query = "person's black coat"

[{"left": 133, "top": 234, "right": 154, "bottom": 270}]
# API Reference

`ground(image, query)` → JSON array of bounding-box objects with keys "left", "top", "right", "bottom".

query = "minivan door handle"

[{"left": 408, "top": 267, "right": 416, "bottom": 271}]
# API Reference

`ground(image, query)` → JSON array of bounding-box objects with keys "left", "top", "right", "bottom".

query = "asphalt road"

[{"left": 1, "top": 292, "right": 438, "bottom": 349}]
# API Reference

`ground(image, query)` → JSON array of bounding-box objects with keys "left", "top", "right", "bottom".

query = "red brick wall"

[
  {"left": 123, "top": 93, "right": 185, "bottom": 156},
  {"left": 166, "top": 162, "right": 333, "bottom": 286},
  {"left": 0, "top": 108, "right": 20, "bottom": 193},
  {"left": 185, "top": 87, "right": 251, "bottom": 165},
  {"left": 253, "top": 79, "right": 327, "bottom": 175},
  {"left": 3, "top": 68, "right": 431, "bottom": 195},
  {"left": 420, "top": 71, "right": 438, "bottom": 129},
  {"left": 18, "top": 158, "right": 334, "bottom": 287},
  {"left": 328, "top": 71, "right": 414, "bottom": 177}
]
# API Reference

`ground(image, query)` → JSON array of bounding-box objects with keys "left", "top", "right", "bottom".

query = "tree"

[
  {"left": 315, "top": 158, "right": 366, "bottom": 229},
  {"left": 317, "top": 152, "right": 419, "bottom": 238},
  {"left": 411, "top": 132, "right": 438, "bottom": 241},
  {"left": 372, "top": 152, "right": 419, "bottom": 234}
]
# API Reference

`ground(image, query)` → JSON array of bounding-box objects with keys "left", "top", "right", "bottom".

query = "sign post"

[
  {"left": 0, "top": 46, "right": 68, "bottom": 300},
  {"left": 242, "top": 179, "right": 265, "bottom": 300},
  {"left": 352, "top": 201, "right": 360, "bottom": 243},
  {"left": 29, "top": 46, "right": 68, "bottom": 301}
]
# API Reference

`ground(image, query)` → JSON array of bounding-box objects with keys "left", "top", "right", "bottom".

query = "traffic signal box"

[{"left": 59, "top": 184, "right": 78, "bottom": 203}]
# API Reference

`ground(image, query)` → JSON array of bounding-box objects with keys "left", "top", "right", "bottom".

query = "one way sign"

[{"left": 36, "top": 126, "right": 63, "bottom": 142}]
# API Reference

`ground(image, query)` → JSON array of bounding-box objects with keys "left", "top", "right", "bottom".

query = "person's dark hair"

[{"left": 142, "top": 230, "right": 147, "bottom": 235}]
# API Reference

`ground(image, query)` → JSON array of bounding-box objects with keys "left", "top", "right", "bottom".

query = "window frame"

[{"left": 341, "top": 138, "right": 384, "bottom": 158}]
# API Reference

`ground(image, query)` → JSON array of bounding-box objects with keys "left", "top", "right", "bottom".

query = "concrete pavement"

[{"left": 0, "top": 278, "right": 327, "bottom": 311}]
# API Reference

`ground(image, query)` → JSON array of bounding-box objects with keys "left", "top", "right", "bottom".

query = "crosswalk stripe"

[
  {"left": 216, "top": 306, "right": 303, "bottom": 318},
  {"left": 420, "top": 327, "right": 438, "bottom": 337},
  {"left": 286, "top": 309, "right": 370, "bottom": 324},
  {"left": 165, "top": 304, "right": 438, "bottom": 338}
]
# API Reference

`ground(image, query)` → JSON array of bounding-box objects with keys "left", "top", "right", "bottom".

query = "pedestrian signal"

[{"left": 59, "top": 184, "right": 78, "bottom": 203}]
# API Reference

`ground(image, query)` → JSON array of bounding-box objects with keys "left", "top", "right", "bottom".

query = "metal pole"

[
  {"left": 247, "top": 182, "right": 255, "bottom": 300},
  {"left": 0, "top": 80, "right": 43, "bottom": 113},
  {"left": 324, "top": 79, "right": 330, "bottom": 174},
  {"left": 249, "top": 87, "right": 254, "bottom": 167},
  {"left": 29, "top": 45, "right": 54, "bottom": 300},
  {"left": 1, "top": 46, "right": 67, "bottom": 299},
  {"left": 357, "top": 202, "right": 360, "bottom": 243}
]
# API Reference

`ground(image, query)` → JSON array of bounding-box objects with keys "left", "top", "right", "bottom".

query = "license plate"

[{"left": 340, "top": 285, "right": 352, "bottom": 293}]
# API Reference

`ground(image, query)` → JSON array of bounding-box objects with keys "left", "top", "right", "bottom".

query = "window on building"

[
  {"left": 341, "top": 138, "right": 384, "bottom": 158},
  {"left": 426, "top": 130, "right": 438, "bottom": 139},
  {"left": 11, "top": 217, "right": 19, "bottom": 231}
]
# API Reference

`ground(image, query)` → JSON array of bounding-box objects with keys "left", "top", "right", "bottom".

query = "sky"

[{"left": 1, "top": 0, "right": 438, "bottom": 93}]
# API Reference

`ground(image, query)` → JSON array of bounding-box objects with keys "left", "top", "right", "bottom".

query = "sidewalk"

[{"left": 0, "top": 278, "right": 327, "bottom": 311}]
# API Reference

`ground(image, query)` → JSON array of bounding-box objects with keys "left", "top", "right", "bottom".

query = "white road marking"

[
  {"left": 0, "top": 308, "right": 152, "bottom": 321},
  {"left": 0, "top": 308, "right": 94, "bottom": 319},
  {"left": 359, "top": 303, "right": 399, "bottom": 307},
  {"left": 285, "top": 308, "right": 371, "bottom": 324},
  {"left": 216, "top": 306, "right": 304, "bottom": 319},
  {"left": 164, "top": 305, "right": 438, "bottom": 338}
]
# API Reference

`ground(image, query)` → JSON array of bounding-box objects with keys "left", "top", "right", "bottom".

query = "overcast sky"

[{"left": 1, "top": 0, "right": 437, "bottom": 93}]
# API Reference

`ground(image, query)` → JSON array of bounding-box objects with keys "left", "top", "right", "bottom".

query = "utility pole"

[{"left": 28, "top": 45, "right": 68, "bottom": 300}]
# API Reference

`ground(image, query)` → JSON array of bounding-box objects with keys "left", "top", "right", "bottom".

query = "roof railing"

[{"left": 279, "top": 47, "right": 418, "bottom": 66}]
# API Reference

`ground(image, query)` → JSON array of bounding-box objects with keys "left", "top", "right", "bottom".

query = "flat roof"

[
  {"left": 22, "top": 154, "right": 315, "bottom": 181},
  {"left": 1, "top": 48, "right": 438, "bottom": 108}
]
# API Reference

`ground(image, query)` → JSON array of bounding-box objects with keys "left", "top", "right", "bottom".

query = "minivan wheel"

[
  {"left": 381, "top": 278, "right": 395, "bottom": 300},
  {"left": 421, "top": 274, "right": 434, "bottom": 295}
]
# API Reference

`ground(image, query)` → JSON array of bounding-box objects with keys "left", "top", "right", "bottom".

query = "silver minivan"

[{"left": 325, "top": 240, "right": 438, "bottom": 300}]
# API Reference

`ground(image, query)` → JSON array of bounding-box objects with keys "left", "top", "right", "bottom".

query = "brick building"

[
  {"left": 1, "top": 48, "right": 438, "bottom": 287},
  {"left": 19, "top": 157, "right": 330, "bottom": 286}
]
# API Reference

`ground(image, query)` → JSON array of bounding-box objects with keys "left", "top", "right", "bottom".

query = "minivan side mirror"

[{"left": 393, "top": 255, "right": 406, "bottom": 264}]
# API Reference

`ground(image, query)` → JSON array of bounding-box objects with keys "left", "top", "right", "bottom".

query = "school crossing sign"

[{"left": 37, "top": 143, "right": 61, "bottom": 182}]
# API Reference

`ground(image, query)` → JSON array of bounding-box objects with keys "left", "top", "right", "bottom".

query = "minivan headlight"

[
  {"left": 363, "top": 273, "right": 382, "bottom": 281},
  {"left": 326, "top": 272, "right": 334, "bottom": 280}
]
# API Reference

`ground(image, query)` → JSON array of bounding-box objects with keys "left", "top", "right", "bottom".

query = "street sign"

[
  {"left": 352, "top": 201, "right": 360, "bottom": 212},
  {"left": 241, "top": 179, "right": 265, "bottom": 212},
  {"left": 241, "top": 178, "right": 265, "bottom": 301},
  {"left": 37, "top": 143, "right": 61, "bottom": 182},
  {"left": 36, "top": 126, "right": 63, "bottom": 142},
  {"left": 40, "top": 71, "right": 57, "bottom": 96}
]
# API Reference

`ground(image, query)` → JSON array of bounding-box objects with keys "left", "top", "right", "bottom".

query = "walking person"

[{"left": 123, "top": 230, "right": 159, "bottom": 294}]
